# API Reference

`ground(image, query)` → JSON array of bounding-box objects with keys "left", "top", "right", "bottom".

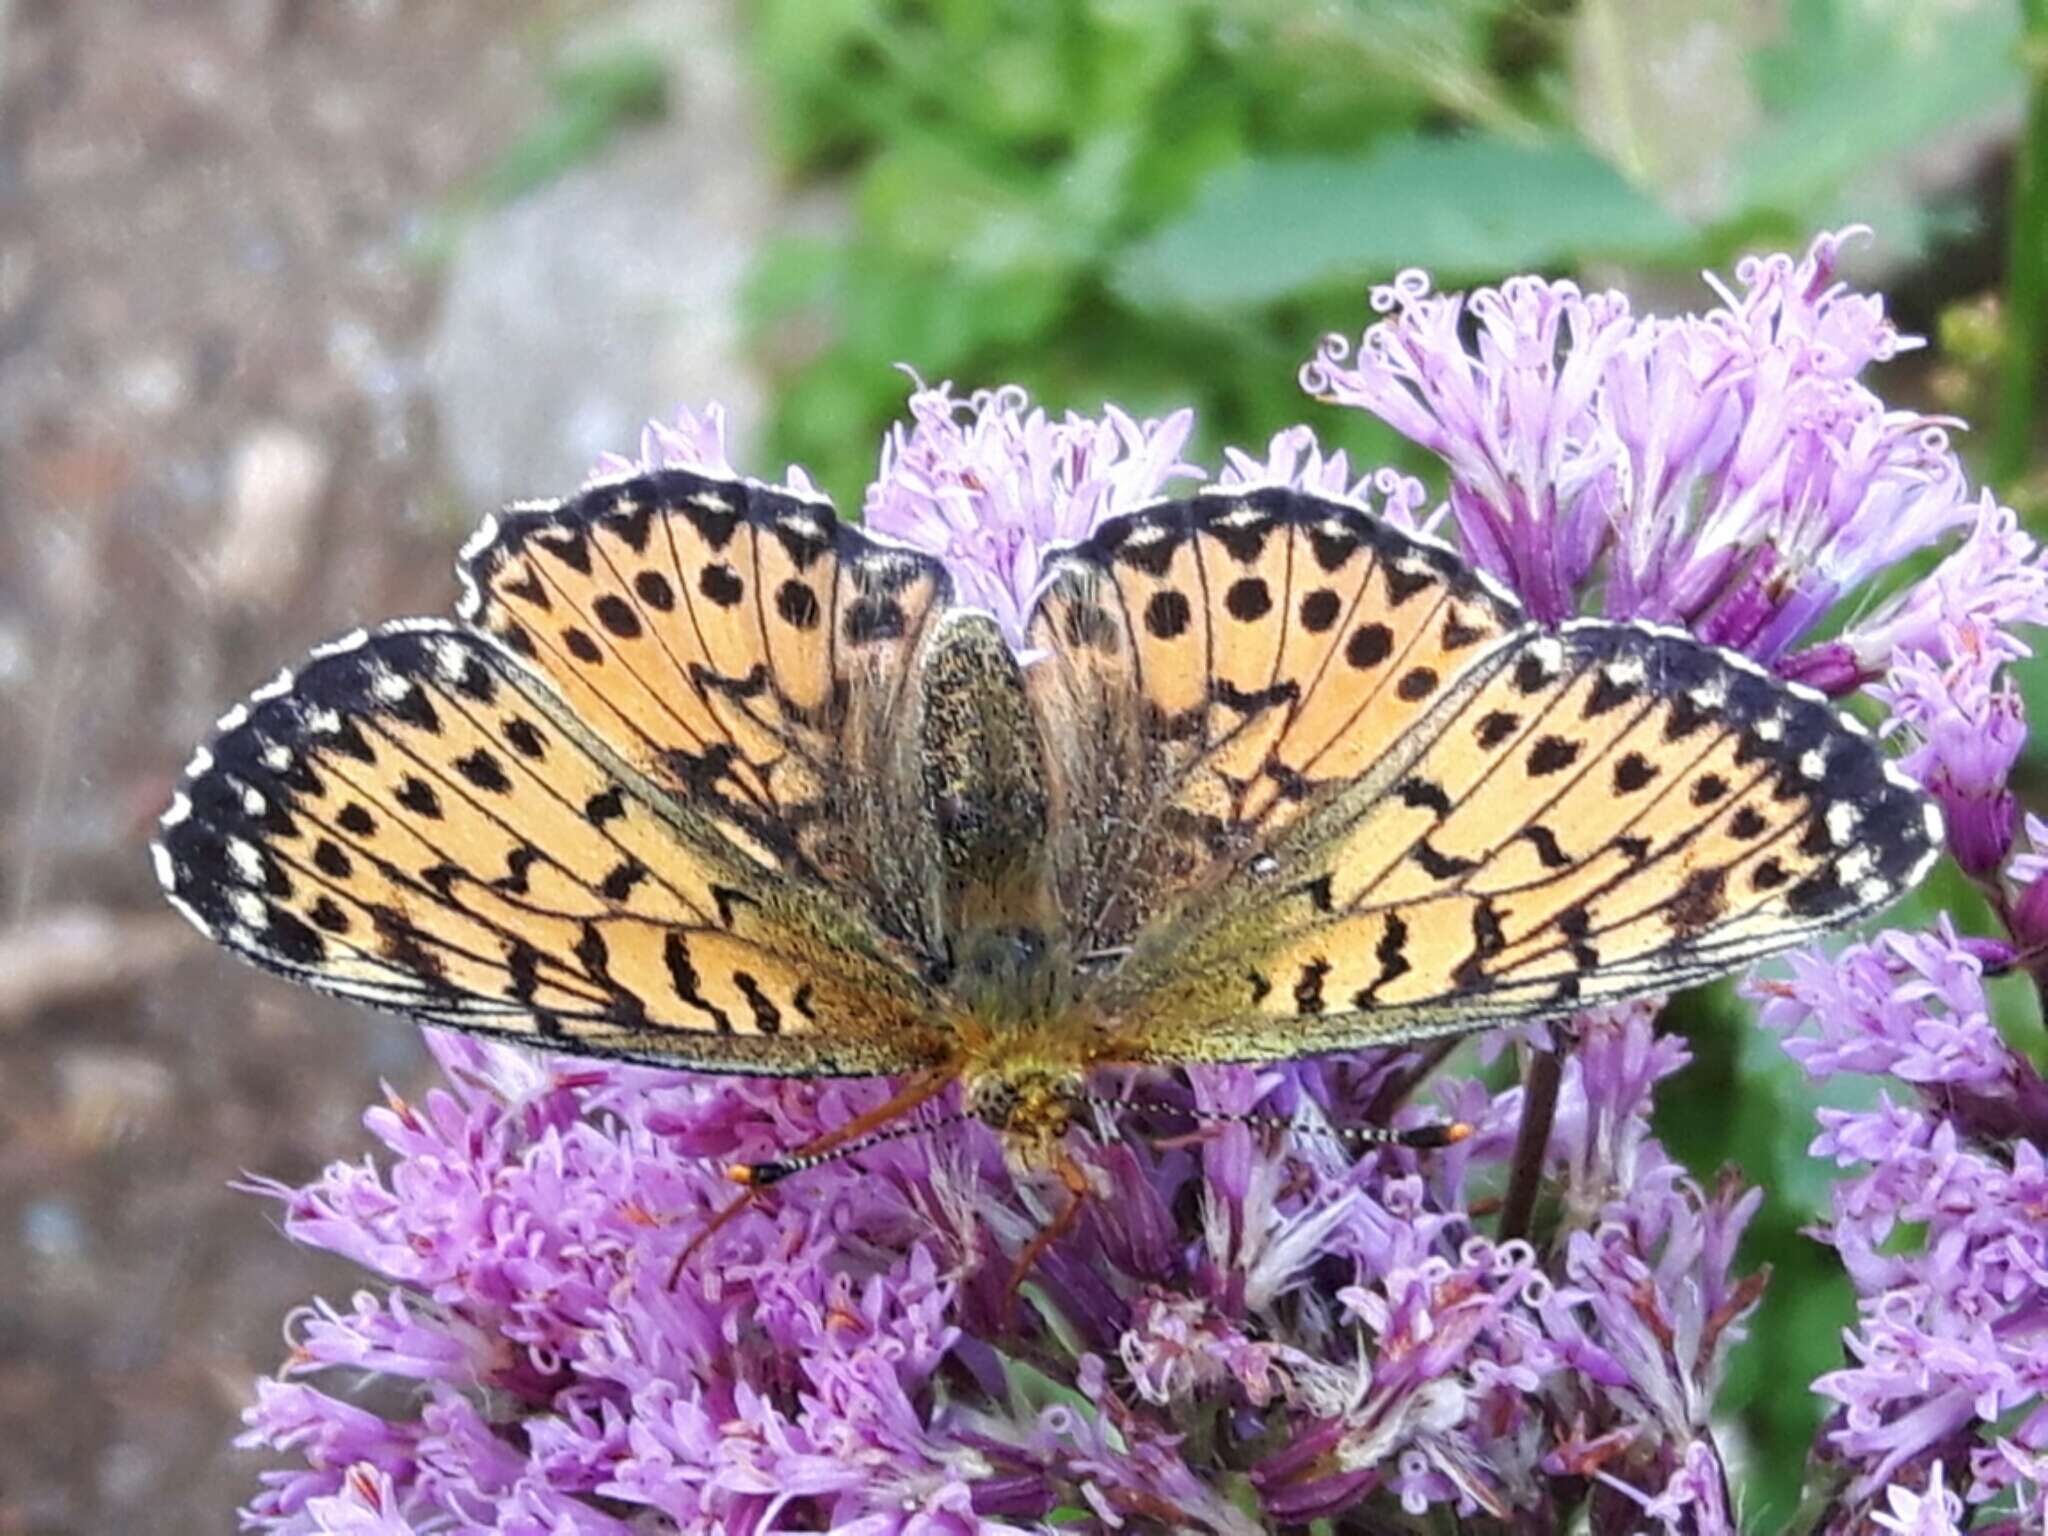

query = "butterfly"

[{"left": 154, "top": 467, "right": 1941, "bottom": 1195}]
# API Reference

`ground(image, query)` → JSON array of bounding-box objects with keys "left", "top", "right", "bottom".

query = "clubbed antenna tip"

[{"left": 1396, "top": 1120, "right": 1473, "bottom": 1150}]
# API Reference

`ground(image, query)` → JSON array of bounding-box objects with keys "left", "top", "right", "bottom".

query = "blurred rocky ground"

[{"left": 0, "top": 3, "right": 774, "bottom": 1529}]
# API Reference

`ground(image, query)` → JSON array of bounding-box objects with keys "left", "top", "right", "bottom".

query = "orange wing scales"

[
  {"left": 154, "top": 619, "right": 945, "bottom": 1077},
  {"left": 1093, "top": 619, "right": 1941, "bottom": 1059},
  {"left": 1026, "top": 485, "right": 1524, "bottom": 952},
  {"left": 456, "top": 470, "right": 952, "bottom": 956}
]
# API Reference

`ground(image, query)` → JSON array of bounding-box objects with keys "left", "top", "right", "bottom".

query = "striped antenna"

[
  {"left": 1082, "top": 1096, "right": 1470, "bottom": 1151},
  {"left": 727, "top": 1109, "right": 977, "bottom": 1187}
]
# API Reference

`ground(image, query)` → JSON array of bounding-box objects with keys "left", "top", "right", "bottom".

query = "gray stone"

[
  {"left": 212, "top": 422, "right": 331, "bottom": 608},
  {"left": 425, "top": 0, "right": 784, "bottom": 512}
]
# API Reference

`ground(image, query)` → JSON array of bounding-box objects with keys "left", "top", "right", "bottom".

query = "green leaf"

[
  {"left": 1001, "top": 1356, "right": 1123, "bottom": 1451},
  {"left": 1739, "top": 0, "right": 2022, "bottom": 215},
  {"left": 1114, "top": 136, "right": 1694, "bottom": 312},
  {"left": 860, "top": 140, "right": 1110, "bottom": 275}
]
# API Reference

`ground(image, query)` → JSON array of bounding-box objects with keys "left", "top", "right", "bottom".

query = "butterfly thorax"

[
  {"left": 946, "top": 922, "right": 1068, "bottom": 1017},
  {"left": 944, "top": 914, "right": 1094, "bottom": 1159}
]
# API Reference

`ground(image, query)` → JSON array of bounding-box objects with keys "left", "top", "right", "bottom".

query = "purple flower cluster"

[
  {"left": 861, "top": 379, "right": 1200, "bottom": 647},
  {"left": 1309, "top": 227, "right": 2048, "bottom": 1529},
  {"left": 233, "top": 232, "right": 2048, "bottom": 1532},
  {"left": 1304, "top": 228, "right": 2044, "bottom": 686},
  {"left": 243, "top": 1016, "right": 1755, "bottom": 1534},
  {"left": 1756, "top": 923, "right": 2048, "bottom": 1530}
]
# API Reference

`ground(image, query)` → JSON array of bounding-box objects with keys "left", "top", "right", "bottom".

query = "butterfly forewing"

[
  {"left": 1026, "top": 485, "right": 1524, "bottom": 955},
  {"left": 1078, "top": 608, "right": 1942, "bottom": 1062},
  {"left": 156, "top": 510, "right": 952, "bottom": 1077},
  {"left": 459, "top": 469, "right": 953, "bottom": 957}
]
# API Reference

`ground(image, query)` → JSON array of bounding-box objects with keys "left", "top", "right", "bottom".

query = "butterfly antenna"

[
  {"left": 670, "top": 1069, "right": 960, "bottom": 1290},
  {"left": 671, "top": 1112, "right": 971, "bottom": 1288},
  {"left": 726, "top": 1109, "right": 975, "bottom": 1187},
  {"left": 1084, "top": 1096, "right": 1470, "bottom": 1151}
]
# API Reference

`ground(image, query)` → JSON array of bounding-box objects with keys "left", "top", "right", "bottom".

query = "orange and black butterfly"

[{"left": 154, "top": 469, "right": 1941, "bottom": 1179}]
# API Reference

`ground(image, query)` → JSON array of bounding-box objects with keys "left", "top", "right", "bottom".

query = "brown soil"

[{"left": 0, "top": 5, "right": 592, "bottom": 1529}]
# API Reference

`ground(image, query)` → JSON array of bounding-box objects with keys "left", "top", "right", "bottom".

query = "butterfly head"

[{"left": 963, "top": 1059, "right": 1086, "bottom": 1159}]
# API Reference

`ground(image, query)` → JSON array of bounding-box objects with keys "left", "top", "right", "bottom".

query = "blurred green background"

[{"left": 2, "top": 1, "right": 2041, "bottom": 1529}]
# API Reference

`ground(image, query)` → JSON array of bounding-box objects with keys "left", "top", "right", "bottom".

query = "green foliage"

[
  {"left": 746, "top": 0, "right": 2022, "bottom": 505},
  {"left": 1744, "top": 0, "right": 2021, "bottom": 224},
  {"left": 745, "top": 0, "right": 1537, "bottom": 507},
  {"left": 1114, "top": 137, "right": 1693, "bottom": 311}
]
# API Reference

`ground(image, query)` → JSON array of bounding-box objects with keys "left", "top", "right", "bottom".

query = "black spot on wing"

[
  {"left": 1526, "top": 736, "right": 1580, "bottom": 776},
  {"left": 593, "top": 594, "right": 641, "bottom": 638},
  {"left": 1522, "top": 824, "right": 1571, "bottom": 869},
  {"left": 1144, "top": 590, "right": 1192, "bottom": 639},
  {"left": 1293, "top": 957, "right": 1331, "bottom": 1015},
  {"left": 502, "top": 717, "right": 546, "bottom": 759},
  {"left": 1475, "top": 710, "right": 1521, "bottom": 748},
  {"left": 396, "top": 776, "right": 443, "bottom": 818},
  {"left": 734, "top": 971, "right": 782, "bottom": 1034},
  {"left": 1395, "top": 666, "right": 1438, "bottom": 701},
  {"left": 1347, "top": 624, "right": 1393, "bottom": 669},
  {"left": 1352, "top": 913, "right": 1411, "bottom": 1007},
  {"left": 844, "top": 598, "right": 906, "bottom": 644},
  {"left": 1613, "top": 753, "right": 1659, "bottom": 793},
  {"left": 1383, "top": 562, "right": 1435, "bottom": 605},
  {"left": 1299, "top": 589, "right": 1342, "bottom": 633},
  {"left": 699, "top": 564, "right": 744, "bottom": 608},
  {"left": 1398, "top": 777, "right": 1452, "bottom": 817},
  {"left": 1668, "top": 867, "right": 1728, "bottom": 935},
  {"left": 1224, "top": 577, "right": 1272, "bottom": 622},
  {"left": 775, "top": 578, "right": 821, "bottom": 631},
  {"left": 1413, "top": 838, "right": 1475, "bottom": 879},
  {"left": 633, "top": 570, "right": 676, "bottom": 611}
]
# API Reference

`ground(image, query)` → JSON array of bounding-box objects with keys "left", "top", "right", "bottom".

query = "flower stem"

[
  {"left": 1992, "top": 0, "right": 2048, "bottom": 487},
  {"left": 1500, "top": 1032, "right": 1564, "bottom": 1243},
  {"left": 1363, "top": 1036, "right": 1465, "bottom": 1124}
]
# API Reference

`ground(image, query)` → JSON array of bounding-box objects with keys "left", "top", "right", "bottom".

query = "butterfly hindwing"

[
  {"left": 1086, "top": 616, "right": 1942, "bottom": 1062},
  {"left": 458, "top": 468, "right": 953, "bottom": 959},
  {"left": 154, "top": 622, "right": 947, "bottom": 1076},
  {"left": 1026, "top": 484, "right": 1523, "bottom": 954}
]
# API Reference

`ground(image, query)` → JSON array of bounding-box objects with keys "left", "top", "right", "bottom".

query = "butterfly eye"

[
  {"left": 923, "top": 942, "right": 956, "bottom": 987},
  {"left": 965, "top": 1075, "right": 1020, "bottom": 1127}
]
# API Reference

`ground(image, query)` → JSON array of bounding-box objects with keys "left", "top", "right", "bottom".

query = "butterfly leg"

[
  {"left": 670, "top": 1067, "right": 956, "bottom": 1285},
  {"left": 1001, "top": 1148, "right": 1093, "bottom": 1325}
]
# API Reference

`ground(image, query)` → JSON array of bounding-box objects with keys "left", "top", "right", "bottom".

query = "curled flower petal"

[
  {"left": 1306, "top": 231, "right": 2000, "bottom": 662},
  {"left": 863, "top": 377, "right": 1200, "bottom": 645}
]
